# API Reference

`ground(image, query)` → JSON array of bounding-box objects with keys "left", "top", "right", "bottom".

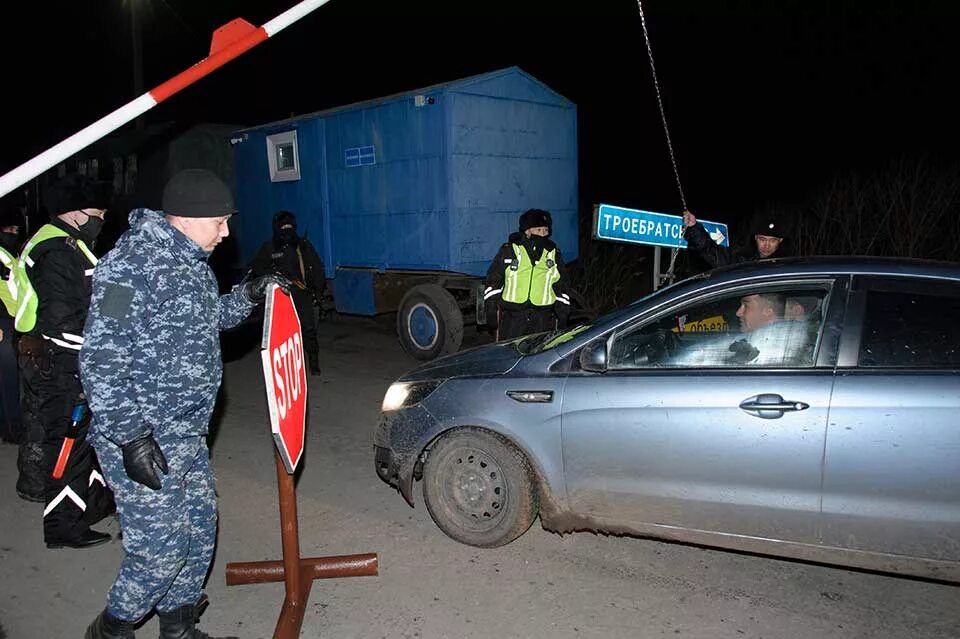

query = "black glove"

[
  {"left": 727, "top": 338, "right": 760, "bottom": 364},
  {"left": 121, "top": 434, "right": 169, "bottom": 490},
  {"left": 241, "top": 274, "right": 292, "bottom": 304},
  {"left": 635, "top": 329, "right": 679, "bottom": 365}
]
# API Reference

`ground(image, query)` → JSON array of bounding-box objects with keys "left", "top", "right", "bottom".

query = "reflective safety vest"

[
  {"left": 502, "top": 243, "right": 560, "bottom": 307},
  {"left": 15, "top": 224, "right": 97, "bottom": 333},
  {"left": 0, "top": 247, "right": 18, "bottom": 317}
]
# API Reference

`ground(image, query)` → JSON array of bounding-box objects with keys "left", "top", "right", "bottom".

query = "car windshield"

[
  {"left": 518, "top": 275, "right": 711, "bottom": 355},
  {"left": 515, "top": 324, "right": 593, "bottom": 355}
]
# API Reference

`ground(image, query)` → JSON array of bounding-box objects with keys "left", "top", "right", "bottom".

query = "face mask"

[
  {"left": 276, "top": 228, "right": 298, "bottom": 246},
  {"left": 77, "top": 213, "right": 104, "bottom": 244},
  {"left": 525, "top": 235, "right": 545, "bottom": 255},
  {"left": 0, "top": 232, "right": 18, "bottom": 253}
]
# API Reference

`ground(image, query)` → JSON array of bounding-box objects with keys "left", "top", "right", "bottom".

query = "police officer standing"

[
  {"left": 81, "top": 169, "right": 287, "bottom": 639},
  {"left": 14, "top": 175, "right": 115, "bottom": 549},
  {"left": 483, "top": 208, "right": 571, "bottom": 340},
  {"left": 0, "top": 195, "right": 24, "bottom": 444},
  {"left": 683, "top": 208, "right": 792, "bottom": 268},
  {"left": 248, "top": 210, "right": 325, "bottom": 375}
]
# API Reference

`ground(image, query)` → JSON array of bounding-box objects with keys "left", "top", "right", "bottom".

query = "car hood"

[{"left": 401, "top": 341, "right": 523, "bottom": 382}]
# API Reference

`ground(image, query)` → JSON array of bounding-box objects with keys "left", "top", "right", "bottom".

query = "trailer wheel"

[{"left": 398, "top": 284, "right": 464, "bottom": 360}]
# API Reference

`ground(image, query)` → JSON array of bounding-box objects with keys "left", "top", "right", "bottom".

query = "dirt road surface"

[{"left": 1, "top": 317, "right": 957, "bottom": 639}]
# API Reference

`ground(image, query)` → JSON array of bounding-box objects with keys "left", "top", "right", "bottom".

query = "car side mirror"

[{"left": 579, "top": 338, "right": 608, "bottom": 373}]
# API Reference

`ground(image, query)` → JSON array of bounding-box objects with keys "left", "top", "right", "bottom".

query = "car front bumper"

[{"left": 373, "top": 404, "right": 438, "bottom": 506}]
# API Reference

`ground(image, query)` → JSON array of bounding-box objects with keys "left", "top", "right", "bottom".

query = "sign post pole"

[
  {"left": 652, "top": 246, "right": 662, "bottom": 291},
  {"left": 274, "top": 449, "right": 307, "bottom": 637},
  {"left": 225, "top": 285, "right": 378, "bottom": 639}
]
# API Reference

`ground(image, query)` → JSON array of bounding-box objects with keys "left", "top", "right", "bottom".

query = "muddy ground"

[{"left": 1, "top": 316, "right": 957, "bottom": 639}]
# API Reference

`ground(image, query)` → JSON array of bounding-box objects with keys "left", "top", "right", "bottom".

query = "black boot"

[
  {"left": 307, "top": 352, "right": 321, "bottom": 376},
  {"left": 157, "top": 603, "right": 238, "bottom": 639},
  {"left": 84, "top": 608, "right": 135, "bottom": 639},
  {"left": 46, "top": 528, "right": 111, "bottom": 549},
  {"left": 16, "top": 441, "right": 44, "bottom": 502}
]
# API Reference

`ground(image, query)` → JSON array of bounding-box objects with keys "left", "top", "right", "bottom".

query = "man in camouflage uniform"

[{"left": 81, "top": 169, "right": 287, "bottom": 639}]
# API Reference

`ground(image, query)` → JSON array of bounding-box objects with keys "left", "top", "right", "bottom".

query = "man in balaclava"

[
  {"left": 0, "top": 194, "right": 24, "bottom": 444},
  {"left": 14, "top": 174, "right": 116, "bottom": 549},
  {"left": 483, "top": 208, "right": 571, "bottom": 340},
  {"left": 248, "top": 210, "right": 326, "bottom": 375}
]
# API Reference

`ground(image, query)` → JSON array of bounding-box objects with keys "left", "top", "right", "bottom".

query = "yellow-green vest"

[
  {"left": 0, "top": 247, "right": 18, "bottom": 317},
  {"left": 502, "top": 244, "right": 560, "bottom": 307},
  {"left": 14, "top": 224, "right": 97, "bottom": 333}
]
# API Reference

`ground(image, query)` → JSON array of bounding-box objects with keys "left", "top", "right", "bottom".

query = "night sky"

[{"left": 3, "top": 0, "right": 959, "bottom": 228}]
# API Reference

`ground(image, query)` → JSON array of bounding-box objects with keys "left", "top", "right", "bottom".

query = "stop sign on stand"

[
  {"left": 225, "top": 284, "right": 378, "bottom": 639},
  {"left": 261, "top": 284, "right": 307, "bottom": 473}
]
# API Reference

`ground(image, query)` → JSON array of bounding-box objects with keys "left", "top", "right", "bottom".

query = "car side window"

[
  {"left": 858, "top": 289, "right": 960, "bottom": 367},
  {"left": 609, "top": 286, "right": 829, "bottom": 370}
]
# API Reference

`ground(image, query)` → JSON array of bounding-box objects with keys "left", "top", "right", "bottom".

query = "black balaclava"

[
  {"left": 0, "top": 230, "right": 19, "bottom": 254},
  {"left": 0, "top": 191, "right": 26, "bottom": 255},
  {"left": 0, "top": 197, "right": 23, "bottom": 253},
  {"left": 273, "top": 210, "right": 298, "bottom": 248}
]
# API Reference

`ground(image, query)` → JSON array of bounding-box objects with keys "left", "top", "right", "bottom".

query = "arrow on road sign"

[{"left": 593, "top": 203, "right": 729, "bottom": 249}]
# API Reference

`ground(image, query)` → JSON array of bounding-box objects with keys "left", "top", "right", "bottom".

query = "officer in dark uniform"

[
  {"left": 483, "top": 208, "right": 571, "bottom": 340},
  {"left": 0, "top": 194, "right": 24, "bottom": 444},
  {"left": 14, "top": 175, "right": 114, "bottom": 549},
  {"left": 683, "top": 208, "right": 793, "bottom": 268},
  {"left": 248, "top": 210, "right": 325, "bottom": 374}
]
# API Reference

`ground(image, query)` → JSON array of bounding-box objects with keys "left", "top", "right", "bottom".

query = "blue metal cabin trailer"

[{"left": 232, "top": 67, "right": 578, "bottom": 359}]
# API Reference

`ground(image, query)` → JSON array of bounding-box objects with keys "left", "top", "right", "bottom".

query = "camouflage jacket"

[{"left": 80, "top": 208, "right": 254, "bottom": 445}]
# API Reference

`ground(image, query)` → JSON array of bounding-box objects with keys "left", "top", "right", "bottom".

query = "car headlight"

[{"left": 381, "top": 381, "right": 442, "bottom": 412}]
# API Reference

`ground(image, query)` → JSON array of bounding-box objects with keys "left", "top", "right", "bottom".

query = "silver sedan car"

[{"left": 374, "top": 257, "right": 960, "bottom": 581}]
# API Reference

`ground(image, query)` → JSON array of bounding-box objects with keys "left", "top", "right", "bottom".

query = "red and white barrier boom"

[{"left": 0, "top": 0, "right": 332, "bottom": 199}]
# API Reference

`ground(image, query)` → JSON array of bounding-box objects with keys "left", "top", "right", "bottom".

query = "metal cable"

[
  {"left": 636, "top": 0, "right": 687, "bottom": 285},
  {"left": 636, "top": 0, "right": 687, "bottom": 211}
]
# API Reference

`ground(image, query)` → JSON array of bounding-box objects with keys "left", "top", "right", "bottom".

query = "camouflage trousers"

[{"left": 92, "top": 434, "right": 217, "bottom": 622}]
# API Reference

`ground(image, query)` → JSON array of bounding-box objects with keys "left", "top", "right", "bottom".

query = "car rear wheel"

[{"left": 422, "top": 428, "right": 539, "bottom": 547}]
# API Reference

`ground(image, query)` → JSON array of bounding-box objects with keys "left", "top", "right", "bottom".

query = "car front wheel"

[{"left": 422, "top": 428, "right": 540, "bottom": 548}]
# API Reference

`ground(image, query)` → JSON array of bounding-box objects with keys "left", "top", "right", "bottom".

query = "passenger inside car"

[{"left": 785, "top": 295, "right": 821, "bottom": 322}]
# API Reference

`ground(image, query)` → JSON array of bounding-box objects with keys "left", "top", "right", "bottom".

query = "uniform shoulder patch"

[{"left": 101, "top": 283, "right": 136, "bottom": 320}]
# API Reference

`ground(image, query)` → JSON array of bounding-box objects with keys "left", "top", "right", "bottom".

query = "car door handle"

[
  {"left": 506, "top": 390, "right": 554, "bottom": 403},
  {"left": 739, "top": 394, "right": 809, "bottom": 419}
]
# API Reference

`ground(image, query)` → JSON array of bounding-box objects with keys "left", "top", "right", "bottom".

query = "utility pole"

[{"left": 132, "top": 0, "right": 144, "bottom": 129}]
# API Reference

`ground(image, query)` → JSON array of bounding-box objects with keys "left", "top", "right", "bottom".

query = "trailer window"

[
  {"left": 345, "top": 145, "right": 376, "bottom": 167},
  {"left": 266, "top": 130, "right": 300, "bottom": 182}
]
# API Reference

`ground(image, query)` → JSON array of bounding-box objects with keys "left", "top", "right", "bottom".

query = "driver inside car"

[
  {"left": 613, "top": 291, "right": 819, "bottom": 369},
  {"left": 725, "top": 292, "right": 815, "bottom": 366}
]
